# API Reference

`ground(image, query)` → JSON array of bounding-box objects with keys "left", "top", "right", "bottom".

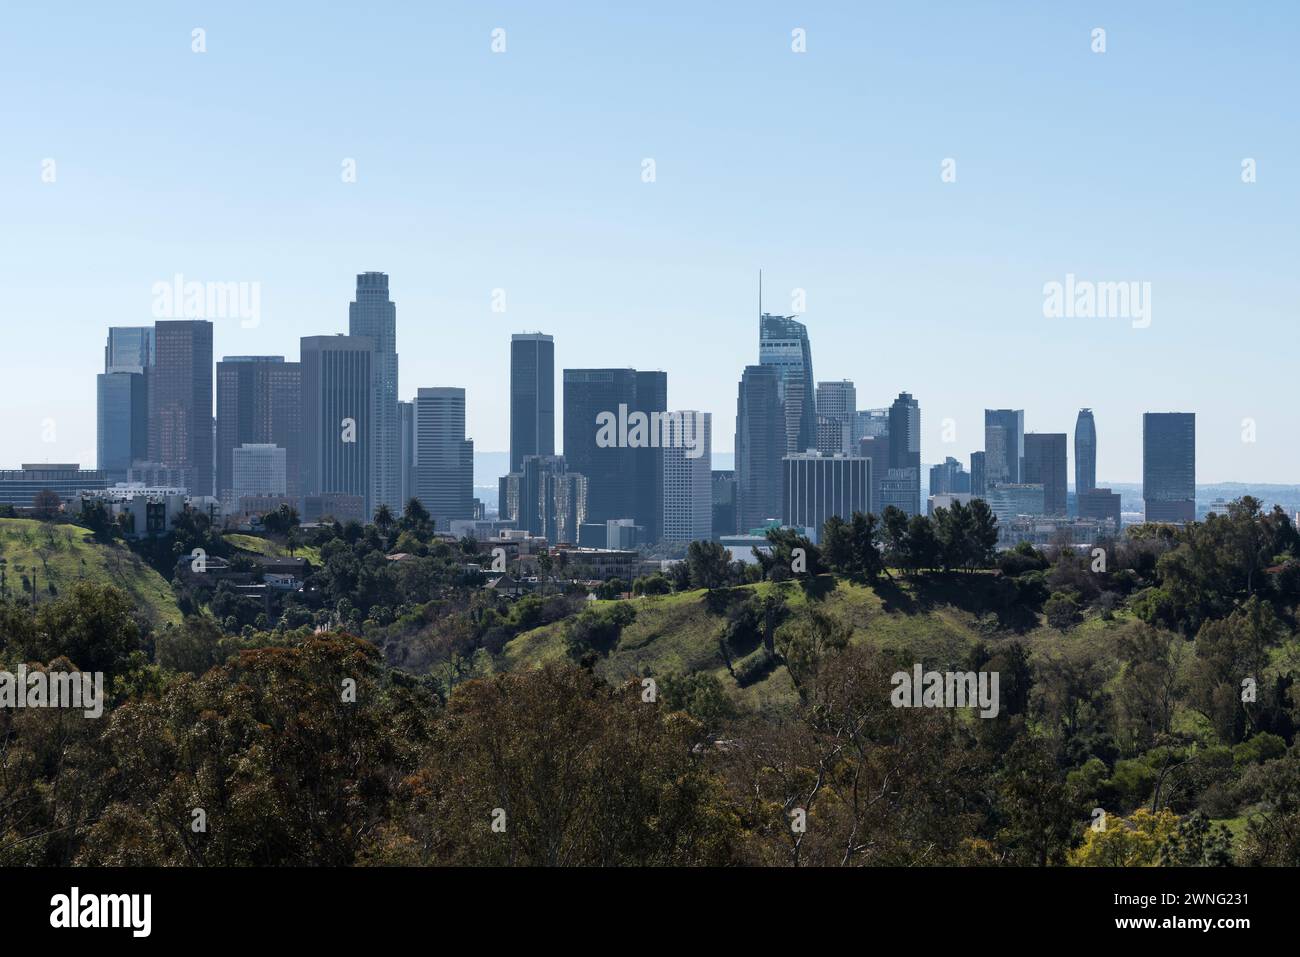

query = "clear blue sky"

[{"left": 2, "top": 1, "right": 1297, "bottom": 483}]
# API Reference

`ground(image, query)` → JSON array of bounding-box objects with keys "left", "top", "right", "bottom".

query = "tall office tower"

[
  {"left": 735, "top": 365, "right": 784, "bottom": 532},
  {"left": 96, "top": 371, "right": 148, "bottom": 483},
  {"left": 783, "top": 452, "right": 870, "bottom": 543},
  {"left": 984, "top": 426, "right": 1008, "bottom": 486},
  {"left": 815, "top": 380, "right": 856, "bottom": 454},
  {"left": 562, "top": 368, "right": 666, "bottom": 541},
  {"left": 398, "top": 400, "right": 416, "bottom": 507},
  {"left": 634, "top": 371, "right": 668, "bottom": 543},
  {"left": 984, "top": 409, "right": 1024, "bottom": 485},
  {"left": 510, "top": 333, "right": 555, "bottom": 472},
  {"left": 300, "top": 335, "right": 373, "bottom": 513},
  {"left": 929, "top": 456, "right": 969, "bottom": 495},
  {"left": 858, "top": 433, "right": 891, "bottom": 517},
  {"left": 662, "top": 411, "right": 712, "bottom": 543},
  {"left": 711, "top": 470, "right": 737, "bottom": 539},
  {"left": 1024, "top": 433, "right": 1068, "bottom": 515},
  {"left": 149, "top": 320, "right": 214, "bottom": 495},
  {"left": 886, "top": 392, "right": 921, "bottom": 515},
  {"left": 1143, "top": 412, "right": 1195, "bottom": 523},
  {"left": 348, "top": 272, "right": 400, "bottom": 513},
  {"left": 105, "top": 326, "right": 154, "bottom": 373},
  {"left": 99, "top": 326, "right": 154, "bottom": 482},
  {"left": 215, "top": 356, "right": 302, "bottom": 507},
  {"left": 970, "top": 451, "right": 987, "bottom": 497},
  {"left": 1075, "top": 408, "right": 1097, "bottom": 495},
  {"left": 517, "top": 455, "right": 586, "bottom": 543},
  {"left": 759, "top": 313, "right": 816, "bottom": 454},
  {"left": 414, "top": 387, "right": 475, "bottom": 530}
]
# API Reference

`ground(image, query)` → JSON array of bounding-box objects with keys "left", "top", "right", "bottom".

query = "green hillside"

[
  {"left": 503, "top": 574, "right": 1141, "bottom": 712},
  {"left": 0, "top": 518, "right": 182, "bottom": 627},
  {"left": 225, "top": 532, "right": 321, "bottom": 566}
]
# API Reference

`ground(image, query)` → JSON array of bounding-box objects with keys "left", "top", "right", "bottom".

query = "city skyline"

[{"left": 4, "top": 4, "right": 1297, "bottom": 483}]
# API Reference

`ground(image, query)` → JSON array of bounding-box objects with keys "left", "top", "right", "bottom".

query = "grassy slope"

[
  {"left": 501, "top": 574, "right": 1256, "bottom": 843},
  {"left": 225, "top": 533, "right": 321, "bottom": 566},
  {"left": 503, "top": 575, "right": 1091, "bottom": 711},
  {"left": 0, "top": 518, "right": 182, "bottom": 627}
]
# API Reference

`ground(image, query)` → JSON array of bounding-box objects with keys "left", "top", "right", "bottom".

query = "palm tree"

[
  {"left": 374, "top": 503, "right": 395, "bottom": 533},
  {"left": 537, "top": 552, "right": 553, "bottom": 596}
]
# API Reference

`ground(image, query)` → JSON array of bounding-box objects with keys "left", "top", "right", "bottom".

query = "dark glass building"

[
  {"left": 300, "top": 335, "right": 372, "bottom": 512},
  {"left": 216, "top": 356, "right": 302, "bottom": 506},
  {"left": 970, "top": 450, "right": 986, "bottom": 497},
  {"left": 1024, "top": 432, "right": 1068, "bottom": 515},
  {"left": 1075, "top": 408, "right": 1097, "bottom": 497},
  {"left": 97, "top": 372, "right": 147, "bottom": 483},
  {"left": 1143, "top": 412, "right": 1195, "bottom": 523},
  {"left": 885, "top": 392, "right": 921, "bottom": 515},
  {"left": 148, "top": 320, "right": 214, "bottom": 496},
  {"left": 562, "top": 368, "right": 666, "bottom": 542},
  {"left": 710, "top": 469, "right": 737, "bottom": 539},
  {"left": 734, "top": 364, "right": 784, "bottom": 532},
  {"left": 510, "top": 333, "right": 555, "bottom": 473}
]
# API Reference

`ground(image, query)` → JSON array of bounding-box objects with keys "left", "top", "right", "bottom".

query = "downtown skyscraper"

[
  {"left": 1024, "top": 432, "right": 1068, "bottom": 516},
  {"left": 148, "top": 320, "right": 214, "bottom": 496},
  {"left": 759, "top": 313, "right": 816, "bottom": 455},
  {"left": 562, "top": 368, "right": 667, "bottom": 542},
  {"left": 735, "top": 364, "right": 784, "bottom": 533},
  {"left": 97, "top": 327, "right": 153, "bottom": 483},
  {"left": 301, "top": 335, "right": 372, "bottom": 518},
  {"left": 1075, "top": 408, "right": 1097, "bottom": 495},
  {"left": 984, "top": 409, "right": 1024, "bottom": 486},
  {"left": 510, "top": 333, "right": 555, "bottom": 473},
  {"left": 881, "top": 391, "right": 921, "bottom": 515},
  {"left": 414, "top": 387, "right": 475, "bottom": 530},
  {"left": 662, "top": 411, "right": 712, "bottom": 543},
  {"left": 215, "top": 356, "right": 302, "bottom": 507},
  {"left": 1143, "top": 412, "right": 1196, "bottom": 523},
  {"left": 815, "top": 380, "right": 857, "bottom": 454},
  {"left": 348, "top": 272, "right": 400, "bottom": 514}
]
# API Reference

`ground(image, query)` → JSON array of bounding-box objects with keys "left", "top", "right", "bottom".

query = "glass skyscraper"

[
  {"left": 98, "top": 327, "right": 153, "bottom": 483},
  {"left": 148, "top": 320, "right": 214, "bottom": 496},
  {"left": 562, "top": 368, "right": 666, "bottom": 542},
  {"left": 759, "top": 313, "right": 816, "bottom": 455},
  {"left": 1075, "top": 408, "right": 1097, "bottom": 495},
  {"left": 984, "top": 409, "right": 1024, "bottom": 485},
  {"left": 414, "top": 387, "right": 475, "bottom": 530},
  {"left": 348, "top": 272, "right": 400, "bottom": 513},
  {"left": 735, "top": 364, "right": 784, "bottom": 532},
  {"left": 1024, "top": 432, "right": 1068, "bottom": 515},
  {"left": 885, "top": 391, "right": 921, "bottom": 515},
  {"left": 96, "top": 371, "right": 147, "bottom": 483},
  {"left": 1143, "top": 412, "right": 1195, "bottom": 523},
  {"left": 216, "top": 356, "right": 302, "bottom": 507},
  {"left": 300, "top": 335, "right": 372, "bottom": 512},
  {"left": 510, "top": 333, "right": 555, "bottom": 473}
]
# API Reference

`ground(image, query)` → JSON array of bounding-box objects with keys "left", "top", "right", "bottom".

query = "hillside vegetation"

[{"left": 0, "top": 518, "right": 181, "bottom": 627}]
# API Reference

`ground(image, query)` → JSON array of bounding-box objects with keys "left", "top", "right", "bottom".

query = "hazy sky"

[{"left": 3, "top": 2, "right": 1297, "bottom": 483}]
